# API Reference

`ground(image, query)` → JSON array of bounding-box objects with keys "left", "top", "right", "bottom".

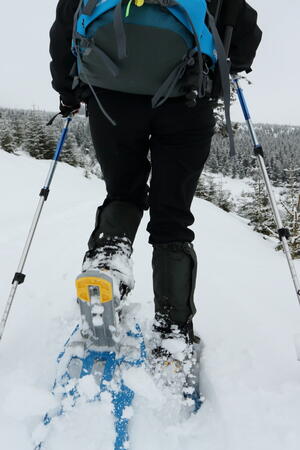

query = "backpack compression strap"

[
  {"left": 72, "top": 0, "right": 118, "bottom": 126},
  {"left": 208, "top": 0, "right": 245, "bottom": 157},
  {"left": 151, "top": 49, "right": 197, "bottom": 108},
  {"left": 207, "top": 10, "right": 235, "bottom": 156}
]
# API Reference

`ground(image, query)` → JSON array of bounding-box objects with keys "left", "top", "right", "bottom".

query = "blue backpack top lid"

[{"left": 74, "top": 0, "right": 217, "bottom": 64}]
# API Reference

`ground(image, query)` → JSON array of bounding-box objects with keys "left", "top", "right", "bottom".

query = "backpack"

[{"left": 71, "top": 0, "right": 233, "bottom": 151}]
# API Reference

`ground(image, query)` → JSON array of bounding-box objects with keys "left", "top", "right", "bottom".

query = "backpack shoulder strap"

[
  {"left": 207, "top": 10, "right": 235, "bottom": 156},
  {"left": 82, "top": 0, "right": 98, "bottom": 15}
]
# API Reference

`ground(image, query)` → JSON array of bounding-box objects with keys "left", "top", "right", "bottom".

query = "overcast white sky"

[{"left": 1, "top": 0, "right": 300, "bottom": 125}]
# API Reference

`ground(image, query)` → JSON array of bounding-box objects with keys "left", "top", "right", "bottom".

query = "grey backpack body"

[{"left": 78, "top": 4, "right": 195, "bottom": 98}]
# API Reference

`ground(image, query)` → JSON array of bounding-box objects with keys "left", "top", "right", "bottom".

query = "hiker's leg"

[
  {"left": 148, "top": 97, "right": 215, "bottom": 330},
  {"left": 84, "top": 90, "right": 152, "bottom": 298},
  {"left": 87, "top": 89, "right": 152, "bottom": 250}
]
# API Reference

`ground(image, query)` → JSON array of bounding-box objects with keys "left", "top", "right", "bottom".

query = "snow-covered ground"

[
  {"left": 203, "top": 171, "right": 254, "bottom": 203},
  {"left": 206, "top": 171, "right": 284, "bottom": 204},
  {"left": 1, "top": 150, "right": 300, "bottom": 450}
]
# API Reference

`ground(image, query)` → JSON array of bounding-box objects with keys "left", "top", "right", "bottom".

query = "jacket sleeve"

[
  {"left": 229, "top": 1, "right": 262, "bottom": 73},
  {"left": 49, "top": 0, "right": 81, "bottom": 105}
]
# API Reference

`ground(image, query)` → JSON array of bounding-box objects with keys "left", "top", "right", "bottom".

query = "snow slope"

[{"left": 1, "top": 150, "right": 300, "bottom": 450}]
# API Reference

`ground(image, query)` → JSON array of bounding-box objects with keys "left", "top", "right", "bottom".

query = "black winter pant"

[{"left": 88, "top": 89, "right": 215, "bottom": 244}]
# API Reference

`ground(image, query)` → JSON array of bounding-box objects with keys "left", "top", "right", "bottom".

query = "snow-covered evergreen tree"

[
  {"left": 60, "top": 130, "right": 78, "bottom": 167},
  {"left": 0, "top": 120, "right": 15, "bottom": 153},
  {"left": 195, "top": 174, "right": 234, "bottom": 212},
  {"left": 214, "top": 181, "right": 235, "bottom": 212},
  {"left": 237, "top": 169, "right": 276, "bottom": 236},
  {"left": 23, "top": 114, "right": 54, "bottom": 159},
  {"left": 277, "top": 168, "right": 300, "bottom": 258}
]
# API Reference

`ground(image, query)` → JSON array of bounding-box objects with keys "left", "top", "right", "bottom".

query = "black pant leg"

[
  {"left": 148, "top": 98, "right": 215, "bottom": 244},
  {"left": 88, "top": 90, "right": 152, "bottom": 211}
]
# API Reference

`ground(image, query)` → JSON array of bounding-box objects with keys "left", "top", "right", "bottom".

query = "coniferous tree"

[
  {"left": 195, "top": 174, "right": 235, "bottom": 212},
  {"left": 277, "top": 168, "right": 300, "bottom": 258},
  {"left": 0, "top": 121, "right": 15, "bottom": 153},
  {"left": 237, "top": 169, "right": 276, "bottom": 236},
  {"left": 214, "top": 182, "right": 235, "bottom": 212},
  {"left": 195, "top": 174, "right": 210, "bottom": 201},
  {"left": 207, "top": 123, "right": 300, "bottom": 184},
  {"left": 60, "top": 130, "right": 78, "bottom": 166},
  {"left": 23, "top": 114, "right": 48, "bottom": 158},
  {"left": 12, "top": 117, "right": 25, "bottom": 148}
]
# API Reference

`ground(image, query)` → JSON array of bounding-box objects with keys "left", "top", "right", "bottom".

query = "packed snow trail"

[{"left": 0, "top": 150, "right": 300, "bottom": 449}]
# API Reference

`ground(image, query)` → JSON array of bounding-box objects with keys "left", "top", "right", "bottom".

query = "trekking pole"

[
  {"left": 232, "top": 75, "right": 300, "bottom": 305},
  {"left": 0, "top": 116, "right": 73, "bottom": 343}
]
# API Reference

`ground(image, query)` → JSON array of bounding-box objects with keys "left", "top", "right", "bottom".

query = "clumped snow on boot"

[
  {"left": 77, "top": 235, "right": 136, "bottom": 347},
  {"left": 149, "top": 313, "right": 201, "bottom": 404},
  {"left": 82, "top": 235, "right": 134, "bottom": 306}
]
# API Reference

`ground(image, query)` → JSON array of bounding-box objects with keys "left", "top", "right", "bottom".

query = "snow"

[
  {"left": 295, "top": 334, "right": 300, "bottom": 361},
  {"left": 203, "top": 171, "right": 254, "bottom": 202},
  {"left": 1, "top": 150, "right": 300, "bottom": 449},
  {"left": 206, "top": 171, "right": 285, "bottom": 204}
]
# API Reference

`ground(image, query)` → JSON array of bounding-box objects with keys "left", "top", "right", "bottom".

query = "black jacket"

[
  {"left": 49, "top": 0, "right": 262, "bottom": 105},
  {"left": 229, "top": 2, "right": 262, "bottom": 73},
  {"left": 49, "top": 0, "right": 80, "bottom": 105}
]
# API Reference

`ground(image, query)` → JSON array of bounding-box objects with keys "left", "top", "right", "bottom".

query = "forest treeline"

[
  {"left": 1, "top": 107, "right": 299, "bottom": 257},
  {"left": 1, "top": 106, "right": 299, "bottom": 184}
]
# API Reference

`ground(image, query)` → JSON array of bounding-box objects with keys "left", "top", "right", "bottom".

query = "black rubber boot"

[{"left": 152, "top": 242, "right": 198, "bottom": 343}]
